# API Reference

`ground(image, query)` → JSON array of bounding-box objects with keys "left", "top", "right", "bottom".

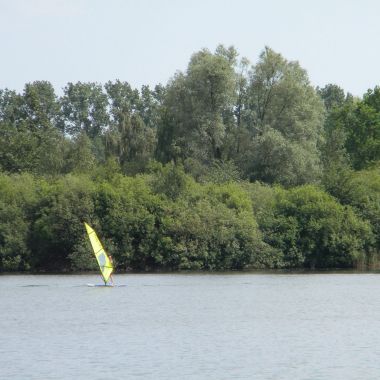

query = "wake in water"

[{"left": 20, "top": 285, "right": 49, "bottom": 287}]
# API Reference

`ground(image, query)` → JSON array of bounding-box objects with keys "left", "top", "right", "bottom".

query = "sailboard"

[
  {"left": 86, "top": 283, "right": 127, "bottom": 287},
  {"left": 84, "top": 222, "right": 114, "bottom": 286}
]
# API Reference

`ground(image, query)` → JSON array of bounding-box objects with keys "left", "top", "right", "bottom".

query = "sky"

[{"left": 1, "top": 0, "right": 379, "bottom": 96}]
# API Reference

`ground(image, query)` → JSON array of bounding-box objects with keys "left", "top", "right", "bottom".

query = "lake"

[{"left": 1, "top": 273, "right": 380, "bottom": 379}]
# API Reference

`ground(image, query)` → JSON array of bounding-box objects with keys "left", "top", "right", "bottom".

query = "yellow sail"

[{"left": 84, "top": 222, "right": 113, "bottom": 284}]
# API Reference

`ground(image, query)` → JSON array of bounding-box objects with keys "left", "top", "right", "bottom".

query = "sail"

[{"left": 84, "top": 222, "right": 113, "bottom": 283}]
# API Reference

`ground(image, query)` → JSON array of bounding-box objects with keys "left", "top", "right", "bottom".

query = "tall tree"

[
  {"left": 317, "top": 83, "right": 346, "bottom": 112},
  {"left": 0, "top": 90, "right": 66, "bottom": 175},
  {"left": 22, "top": 81, "right": 61, "bottom": 131},
  {"left": 326, "top": 87, "right": 380, "bottom": 170},
  {"left": 60, "top": 82, "right": 109, "bottom": 138},
  {"left": 0, "top": 89, "right": 24, "bottom": 125},
  {"left": 349, "top": 87, "right": 380, "bottom": 168},
  {"left": 237, "top": 47, "right": 325, "bottom": 185},
  {"left": 104, "top": 80, "right": 156, "bottom": 173},
  {"left": 157, "top": 47, "right": 236, "bottom": 164},
  {"left": 64, "top": 132, "right": 96, "bottom": 174},
  {"left": 105, "top": 80, "right": 140, "bottom": 127},
  {"left": 105, "top": 114, "right": 155, "bottom": 174},
  {"left": 137, "top": 85, "right": 162, "bottom": 129}
]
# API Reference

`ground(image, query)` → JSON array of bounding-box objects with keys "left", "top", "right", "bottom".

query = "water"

[{"left": 2, "top": 273, "right": 380, "bottom": 380}]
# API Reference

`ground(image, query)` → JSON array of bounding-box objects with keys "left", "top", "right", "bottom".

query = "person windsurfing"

[{"left": 108, "top": 255, "right": 114, "bottom": 286}]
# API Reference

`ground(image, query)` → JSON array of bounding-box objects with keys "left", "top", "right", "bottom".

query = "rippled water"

[{"left": 2, "top": 273, "right": 380, "bottom": 379}]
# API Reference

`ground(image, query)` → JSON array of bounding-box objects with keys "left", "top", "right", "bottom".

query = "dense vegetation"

[{"left": 0, "top": 45, "right": 379, "bottom": 272}]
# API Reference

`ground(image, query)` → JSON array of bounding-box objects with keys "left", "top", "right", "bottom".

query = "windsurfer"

[{"left": 108, "top": 255, "right": 114, "bottom": 286}]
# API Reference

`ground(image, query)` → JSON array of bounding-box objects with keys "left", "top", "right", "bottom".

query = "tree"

[
  {"left": 244, "top": 128, "right": 322, "bottom": 186},
  {"left": 339, "top": 167, "right": 380, "bottom": 257},
  {"left": 236, "top": 47, "right": 325, "bottom": 186},
  {"left": 0, "top": 173, "right": 38, "bottom": 271},
  {"left": 321, "top": 102, "right": 353, "bottom": 198},
  {"left": 317, "top": 84, "right": 346, "bottom": 112},
  {"left": 64, "top": 132, "right": 96, "bottom": 174},
  {"left": 60, "top": 82, "right": 109, "bottom": 138},
  {"left": 0, "top": 83, "right": 65, "bottom": 175},
  {"left": 157, "top": 47, "right": 236, "bottom": 163},
  {"left": 0, "top": 121, "right": 38, "bottom": 173},
  {"left": 104, "top": 81, "right": 157, "bottom": 173},
  {"left": 32, "top": 126, "right": 66, "bottom": 175},
  {"left": 151, "top": 162, "right": 190, "bottom": 201},
  {"left": 346, "top": 88, "right": 380, "bottom": 169},
  {"left": 104, "top": 80, "right": 140, "bottom": 126},
  {"left": 105, "top": 114, "right": 155, "bottom": 174},
  {"left": 22, "top": 81, "right": 61, "bottom": 131},
  {"left": 326, "top": 89, "right": 380, "bottom": 170},
  {"left": 0, "top": 120, "right": 66, "bottom": 175},
  {"left": 0, "top": 89, "right": 24, "bottom": 125},
  {"left": 137, "top": 85, "right": 162, "bottom": 129}
]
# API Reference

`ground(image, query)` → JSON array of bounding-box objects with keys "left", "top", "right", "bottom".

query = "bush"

[
  {"left": 0, "top": 173, "right": 38, "bottom": 271},
  {"left": 0, "top": 168, "right": 376, "bottom": 272},
  {"left": 29, "top": 175, "right": 96, "bottom": 271},
  {"left": 270, "top": 185, "right": 373, "bottom": 268}
]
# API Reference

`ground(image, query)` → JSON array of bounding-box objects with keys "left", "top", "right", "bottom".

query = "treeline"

[{"left": 0, "top": 45, "right": 379, "bottom": 272}]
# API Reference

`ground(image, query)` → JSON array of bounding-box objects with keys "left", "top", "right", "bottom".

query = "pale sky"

[{"left": 1, "top": 0, "right": 379, "bottom": 96}]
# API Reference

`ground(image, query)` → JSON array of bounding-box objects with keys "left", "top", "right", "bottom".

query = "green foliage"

[
  {"left": 266, "top": 186, "right": 373, "bottom": 268},
  {"left": 0, "top": 82, "right": 66, "bottom": 175},
  {"left": 157, "top": 46, "right": 236, "bottom": 163},
  {"left": 64, "top": 132, "right": 96, "bottom": 174},
  {"left": 0, "top": 174, "right": 38, "bottom": 271},
  {"left": 0, "top": 169, "right": 377, "bottom": 272},
  {"left": 94, "top": 176, "right": 163, "bottom": 270},
  {"left": 105, "top": 80, "right": 140, "bottom": 122},
  {"left": 321, "top": 107, "right": 353, "bottom": 199},
  {"left": 339, "top": 167, "right": 380, "bottom": 254},
  {"left": 105, "top": 114, "right": 156, "bottom": 175},
  {"left": 346, "top": 102, "right": 380, "bottom": 169},
  {"left": 0, "top": 168, "right": 265, "bottom": 272},
  {"left": 235, "top": 47, "right": 325, "bottom": 186},
  {"left": 151, "top": 162, "right": 191, "bottom": 200},
  {"left": 243, "top": 128, "right": 322, "bottom": 186},
  {"left": 325, "top": 88, "right": 380, "bottom": 170},
  {"left": 0, "top": 201, "right": 29, "bottom": 271},
  {"left": 30, "top": 175, "right": 96, "bottom": 271},
  {"left": 0, "top": 45, "right": 379, "bottom": 272},
  {"left": 317, "top": 84, "right": 346, "bottom": 112},
  {"left": 152, "top": 177, "right": 263, "bottom": 270},
  {"left": 22, "top": 81, "right": 61, "bottom": 131},
  {"left": 68, "top": 241, "right": 99, "bottom": 271},
  {"left": 198, "top": 160, "right": 242, "bottom": 184},
  {"left": 91, "top": 157, "right": 122, "bottom": 182},
  {"left": 0, "top": 89, "right": 24, "bottom": 124},
  {"left": 244, "top": 182, "right": 376, "bottom": 269},
  {"left": 104, "top": 80, "right": 157, "bottom": 174},
  {"left": 61, "top": 82, "right": 109, "bottom": 138}
]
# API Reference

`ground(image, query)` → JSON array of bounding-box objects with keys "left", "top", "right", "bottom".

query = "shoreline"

[{"left": 1, "top": 268, "right": 380, "bottom": 276}]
